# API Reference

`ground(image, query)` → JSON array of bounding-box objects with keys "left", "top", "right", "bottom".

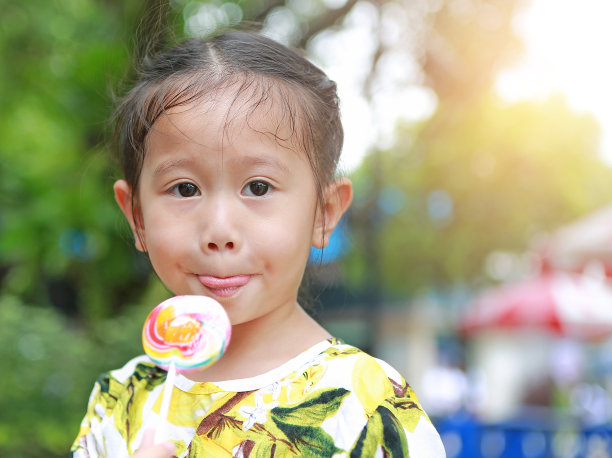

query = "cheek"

[
  {"left": 142, "top": 212, "right": 195, "bottom": 254},
  {"left": 257, "top": 212, "right": 315, "bottom": 268}
]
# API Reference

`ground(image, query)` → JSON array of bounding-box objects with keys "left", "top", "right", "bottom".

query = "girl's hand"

[{"left": 131, "top": 429, "right": 175, "bottom": 458}]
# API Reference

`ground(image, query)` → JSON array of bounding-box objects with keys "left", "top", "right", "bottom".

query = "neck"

[{"left": 186, "top": 303, "right": 330, "bottom": 383}]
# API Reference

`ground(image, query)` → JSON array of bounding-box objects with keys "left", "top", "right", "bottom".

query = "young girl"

[{"left": 72, "top": 31, "right": 445, "bottom": 457}]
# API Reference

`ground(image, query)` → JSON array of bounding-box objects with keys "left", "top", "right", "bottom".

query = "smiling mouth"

[{"left": 198, "top": 274, "right": 251, "bottom": 297}]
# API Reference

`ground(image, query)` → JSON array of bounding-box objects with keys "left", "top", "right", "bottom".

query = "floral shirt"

[{"left": 71, "top": 338, "right": 445, "bottom": 457}]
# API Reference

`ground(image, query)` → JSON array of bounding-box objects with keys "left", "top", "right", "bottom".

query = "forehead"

[{"left": 147, "top": 79, "right": 309, "bottom": 154}]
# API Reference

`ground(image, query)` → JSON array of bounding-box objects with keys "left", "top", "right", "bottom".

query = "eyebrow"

[
  {"left": 236, "top": 155, "right": 291, "bottom": 175},
  {"left": 153, "top": 158, "right": 195, "bottom": 177},
  {"left": 152, "top": 154, "right": 293, "bottom": 177}
]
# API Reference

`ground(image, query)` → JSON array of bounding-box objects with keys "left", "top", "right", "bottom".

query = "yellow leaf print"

[
  {"left": 189, "top": 434, "right": 235, "bottom": 456},
  {"left": 390, "top": 383, "right": 429, "bottom": 433},
  {"left": 166, "top": 388, "right": 214, "bottom": 428},
  {"left": 352, "top": 355, "right": 390, "bottom": 417},
  {"left": 286, "top": 362, "right": 325, "bottom": 403}
]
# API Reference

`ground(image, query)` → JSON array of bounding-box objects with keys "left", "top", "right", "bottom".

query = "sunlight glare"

[{"left": 496, "top": 0, "right": 612, "bottom": 163}]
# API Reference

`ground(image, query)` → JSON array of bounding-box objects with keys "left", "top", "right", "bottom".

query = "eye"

[
  {"left": 244, "top": 180, "right": 271, "bottom": 197},
  {"left": 170, "top": 182, "right": 200, "bottom": 198}
]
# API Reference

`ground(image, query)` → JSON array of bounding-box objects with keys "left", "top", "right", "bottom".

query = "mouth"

[{"left": 198, "top": 274, "right": 251, "bottom": 297}]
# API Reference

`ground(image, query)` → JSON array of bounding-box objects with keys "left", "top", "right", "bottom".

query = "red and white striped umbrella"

[{"left": 461, "top": 272, "right": 612, "bottom": 341}]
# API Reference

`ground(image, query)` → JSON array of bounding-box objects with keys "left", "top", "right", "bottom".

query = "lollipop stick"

[{"left": 155, "top": 361, "right": 176, "bottom": 444}]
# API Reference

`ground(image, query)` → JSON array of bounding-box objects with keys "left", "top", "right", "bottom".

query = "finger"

[
  {"left": 132, "top": 429, "right": 175, "bottom": 458},
  {"left": 132, "top": 442, "right": 175, "bottom": 458},
  {"left": 141, "top": 429, "right": 156, "bottom": 447},
  {"left": 132, "top": 443, "right": 174, "bottom": 458}
]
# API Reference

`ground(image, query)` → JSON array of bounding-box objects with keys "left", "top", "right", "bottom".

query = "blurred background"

[{"left": 3, "top": 0, "right": 612, "bottom": 456}]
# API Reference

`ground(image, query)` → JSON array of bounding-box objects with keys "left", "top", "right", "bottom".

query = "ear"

[
  {"left": 113, "top": 179, "right": 146, "bottom": 252},
  {"left": 312, "top": 177, "right": 353, "bottom": 249}
]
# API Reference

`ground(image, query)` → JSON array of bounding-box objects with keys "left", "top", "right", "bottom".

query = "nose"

[
  {"left": 206, "top": 240, "right": 234, "bottom": 252},
  {"left": 200, "top": 197, "right": 241, "bottom": 254}
]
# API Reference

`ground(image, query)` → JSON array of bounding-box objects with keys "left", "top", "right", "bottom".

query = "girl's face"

[{"left": 114, "top": 89, "right": 351, "bottom": 328}]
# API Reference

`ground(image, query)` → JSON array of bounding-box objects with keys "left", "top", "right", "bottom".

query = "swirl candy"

[{"left": 142, "top": 295, "right": 231, "bottom": 373}]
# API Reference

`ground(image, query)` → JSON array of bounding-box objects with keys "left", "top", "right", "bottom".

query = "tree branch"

[
  {"left": 297, "top": 0, "right": 361, "bottom": 48},
  {"left": 249, "top": 0, "right": 288, "bottom": 24}
]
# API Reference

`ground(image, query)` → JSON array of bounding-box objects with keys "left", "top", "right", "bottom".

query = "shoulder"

[
  {"left": 71, "top": 355, "right": 165, "bottom": 456},
  {"left": 85, "top": 355, "right": 165, "bottom": 415},
  {"left": 277, "top": 339, "right": 412, "bottom": 417},
  {"left": 321, "top": 340, "right": 407, "bottom": 398},
  {"left": 319, "top": 340, "right": 446, "bottom": 457},
  {"left": 108, "top": 354, "right": 159, "bottom": 381},
  {"left": 114, "top": 354, "right": 163, "bottom": 383},
  {"left": 314, "top": 340, "right": 424, "bottom": 418}
]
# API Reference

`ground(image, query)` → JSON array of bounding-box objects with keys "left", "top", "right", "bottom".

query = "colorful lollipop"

[
  {"left": 142, "top": 295, "right": 231, "bottom": 373},
  {"left": 142, "top": 295, "right": 231, "bottom": 443}
]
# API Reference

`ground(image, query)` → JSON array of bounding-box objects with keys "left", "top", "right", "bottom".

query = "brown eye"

[
  {"left": 246, "top": 181, "right": 270, "bottom": 197},
  {"left": 176, "top": 183, "right": 199, "bottom": 197}
]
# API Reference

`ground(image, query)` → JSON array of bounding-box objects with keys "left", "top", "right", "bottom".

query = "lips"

[{"left": 198, "top": 274, "right": 251, "bottom": 297}]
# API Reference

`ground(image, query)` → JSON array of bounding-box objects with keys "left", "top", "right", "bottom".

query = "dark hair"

[{"left": 114, "top": 31, "right": 343, "bottom": 218}]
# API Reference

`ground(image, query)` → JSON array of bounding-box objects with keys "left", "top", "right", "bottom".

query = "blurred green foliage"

[
  {"left": 346, "top": 94, "right": 612, "bottom": 294},
  {"left": 0, "top": 0, "right": 159, "bottom": 454},
  {"left": 0, "top": 295, "right": 141, "bottom": 456},
  {"left": 0, "top": 0, "right": 150, "bottom": 322}
]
